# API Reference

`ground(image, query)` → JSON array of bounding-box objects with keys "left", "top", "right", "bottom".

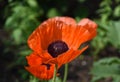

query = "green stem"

[
  {"left": 63, "top": 63, "right": 68, "bottom": 82},
  {"left": 52, "top": 64, "right": 57, "bottom": 82}
]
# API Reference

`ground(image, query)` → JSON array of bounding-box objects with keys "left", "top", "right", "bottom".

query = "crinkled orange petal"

[
  {"left": 25, "top": 52, "right": 56, "bottom": 80},
  {"left": 58, "top": 46, "right": 88, "bottom": 65},
  {"left": 40, "top": 51, "right": 62, "bottom": 68},
  {"left": 26, "top": 52, "right": 42, "bottom": 66},
  {"left": 28, "top": 18, "right": 63, "bottom": 53},
  {"left": 61, "top": 24, "right": 90, "bottom": 49},
  {"left": 25, "top": 64, "right": 54, "bottom": 80},
  {"left": 78, "top": 18, "right": 97, "bottom": 29},
  {"left": 75, "top": 25, "right": 95, "bottom": 44},
  {"left": 78, "top": 18, "right": 97, "bottom": 40},
  {"left": 81, "top": 24, "right": 97, "bottom": 41},
  {"left": 53, "top": 17, "right": 76, "bottom": 25},
  {"left": 39, "top": 51, "right": 53, "bottom": 62},
  {"left": 47, "top": 46, "right": 88, "bottom": 65},
  {"left": 27, "top": 30, "right": 43, "bottom": 54}
]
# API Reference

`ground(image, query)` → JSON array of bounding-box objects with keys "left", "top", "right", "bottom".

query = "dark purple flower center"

[{"left": 48, "top": 40, "right": 69, "bottom": 58}]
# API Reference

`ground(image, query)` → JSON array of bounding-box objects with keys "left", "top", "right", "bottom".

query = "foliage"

[
  {"left": 91, "top": 19, "right": 120, "bottom": 56},
  {"left": 91, "top": 20, "right": 108, "bottom": 55},
  {"left": 29, "top": 76, "right": 62, "bottom": 82},
  {"left": 107, "top": 20, "right": 120, "bottom": 48},
  {"left": 97, "top": 0, "right": 120, "bottom": 23},
  {"left": 91, "top": 57, "right": 120, "bottom": 82},
  {"left": 90, "top": 1, "right": 120, "bottom": 81},
  {"left": 5, "top": 0, "right": 40, "bottom": 44},
  {"left": 91, "top": 0, "right": 120, "bottom": 56}
]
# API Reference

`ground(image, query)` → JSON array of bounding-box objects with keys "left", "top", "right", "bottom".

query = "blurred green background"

[{"left": 0, "top": 0, "right": 120, "bottom": 82}]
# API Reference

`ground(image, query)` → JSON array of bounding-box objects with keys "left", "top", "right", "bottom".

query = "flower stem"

[
  {"left": 52, "top": 64, "right": 57, "bottom": 82},
  {"left": 63, "top": 63, "right": 68, "bottom": 82}
]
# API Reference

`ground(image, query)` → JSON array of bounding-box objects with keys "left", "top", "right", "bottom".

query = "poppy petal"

[
  {"left": 61, "top": 24, "right": 90, "bottom": 49},
  {"left": 39, "top": 51, "right": 53, "bottom": 62},
  {"left": 78, "top": 18, "right": 97, "bottom": 40},
  {"left": 75, "top": 25, "right": 96, "bottom": 44},
  {"left": 80, "top": 24, "right": 97, "bottom": 41},
  {"left": 25, "top": 64, "right": 54, "bottom": 80},
  {"left": 57, "top": 46, "right": 88, "bottom": 65},
  {"left": 26, "top": 53, "right": 42, "bottom": 66},
  {"left": 27, "top": 30, "right": 43, "bottom": 54},
  {"left": 28, "top": 19, "right": 63, "bottom": 53},
  {"left": 40, "top": 52, "right": 62, "bottom": 68},
  {"left": 53, "top": 17, "right": 76, "bottom": 25},
  {"left": 78, "top": 18, "right": 97, "bottom": 29},
  {"left": 25, "top": 52, "right": 56, "bottom": 80}
]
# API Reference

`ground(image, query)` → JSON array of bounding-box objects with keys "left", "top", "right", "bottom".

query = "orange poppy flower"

[
  {"left": 25, "top": 52, "right": 55, "bottom": 80},
  {"left": 27, "top": 17, "right": 97, "bottom": 66}
]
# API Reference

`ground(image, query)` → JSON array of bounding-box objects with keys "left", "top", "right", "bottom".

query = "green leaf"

[
  {"left": 97, "top": 57, "right": 120, "bottom": 65},
  {"left": 49, "top": 77, "right": 62, "bottom": 82},
  {"left": 47, "top": 8, "right": 60, "bottom": 17},
  {"left": 27, "top": 0, "right": 38, "bottom": 7},
  {"left": 20, "top": 50, "right": 32, "bottom": 56},
  {"left": 114, "top": 5, "right": 120, "bottom": 17},
  {"left": 91, "top": 57, "right": 120, "bottom": 82},
  {"left": 107, "top": 21, "right": 120, "bottom": 48},
  {"left": 12, "top": 28, "right": 22, "bottom": 44},
  {"left": 5, "top": 16, "right": 13, "bottom": 27},
  {"left": 29, "top": 76, "right": 39, "bottom": 82}
]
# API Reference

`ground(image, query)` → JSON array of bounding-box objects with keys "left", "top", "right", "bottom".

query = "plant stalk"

[
  {"left": 52, "top": 64, "right": 58, "bottom": 82},
  {"left": 63, "top": 63, "right": 68, "bottom": 82}
]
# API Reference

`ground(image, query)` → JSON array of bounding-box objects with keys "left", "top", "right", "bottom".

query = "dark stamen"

[
  {"left": 48, "top": 40, "right": 69, "bottom": 58},
  {"left": 42, "top": 63, "right": 51, "bottom": 70}
]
